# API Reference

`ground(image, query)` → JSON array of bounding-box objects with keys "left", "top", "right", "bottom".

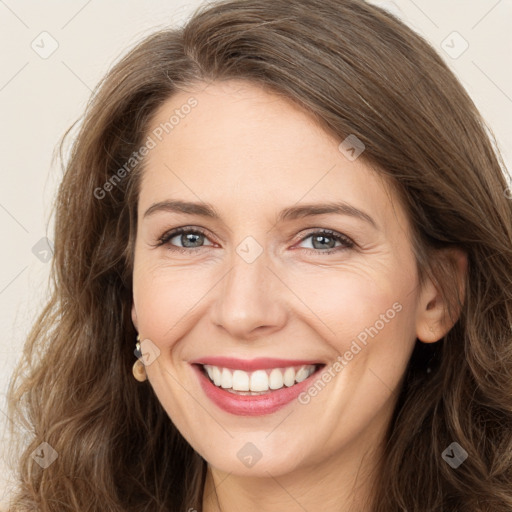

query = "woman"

[{"left": 5, "top": 0, "right": 512, "bottom": 510}]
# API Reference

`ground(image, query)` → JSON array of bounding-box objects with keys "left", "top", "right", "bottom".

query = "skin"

[{"left": 130, "top": 79, "right": 467, "bottom": 511}]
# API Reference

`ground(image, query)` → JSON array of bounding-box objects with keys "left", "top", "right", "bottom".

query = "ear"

[
  {"left": 415, "top": 247, "right": 467, "bottom": 343},
  {"left": 131, "top": 302, "right": 138, "bottom": 332}
]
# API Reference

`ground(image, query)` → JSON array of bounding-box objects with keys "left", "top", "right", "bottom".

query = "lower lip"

[{"left": 191, "top": 364, "right": 324, "bottom": 416}]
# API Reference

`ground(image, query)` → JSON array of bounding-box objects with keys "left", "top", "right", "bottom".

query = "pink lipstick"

[{"left": 190, "top": 359, "right": 325, "bottom": 416}]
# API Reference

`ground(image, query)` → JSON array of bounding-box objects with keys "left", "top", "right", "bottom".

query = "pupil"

[
  {"left": 183, "top": 233, "right": 202, "bottom": 247},
  {"left": 312, "top": 235, "right": 334, "bottom": 249}
]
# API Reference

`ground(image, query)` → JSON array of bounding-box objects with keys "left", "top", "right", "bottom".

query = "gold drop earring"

[{"left": 132, "top": 334, "right": 147, "bottom": 382}]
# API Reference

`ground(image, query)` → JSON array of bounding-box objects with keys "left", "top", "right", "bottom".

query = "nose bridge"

[
  {"left": 212, "top": 235, "right": 287, "bottom": 338},
  {"left": 226, "top": 254, "right": 265, "bottom": 301}
]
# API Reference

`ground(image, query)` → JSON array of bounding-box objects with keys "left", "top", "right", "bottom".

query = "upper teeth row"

[{"left": 203, "top": 364, "right": 317, "bottom": 392}]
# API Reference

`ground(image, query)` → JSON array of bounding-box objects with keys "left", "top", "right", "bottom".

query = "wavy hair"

[{"left": 5, "top": 0, "right": 512, "bottom": 510}]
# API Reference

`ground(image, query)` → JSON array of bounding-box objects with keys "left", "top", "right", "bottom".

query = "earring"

[{"left": 132, "top": 334, "right": 147, "bottom": 382}]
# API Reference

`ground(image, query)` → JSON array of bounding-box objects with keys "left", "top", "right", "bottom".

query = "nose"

[{"left": 210, "top": 245, "right": 288, "bottom": 341}]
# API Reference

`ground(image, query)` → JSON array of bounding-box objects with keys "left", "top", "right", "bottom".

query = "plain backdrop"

[{"left": 1, "top": 0, "right": 511, "bottom": 504}]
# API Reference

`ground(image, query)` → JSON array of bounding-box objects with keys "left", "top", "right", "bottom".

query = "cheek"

[
  {"left": 288, "top": 262, "right": 417, "bottom": 375},
  {"left": 132, "top": 261, "right": 217, "bottom": 348},
  {"left": 287, "top": 263, "right": 400, "bottom": 336}
]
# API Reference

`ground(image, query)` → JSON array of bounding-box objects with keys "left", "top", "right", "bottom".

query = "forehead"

[
  {"left": 146, "top": 80, "right": 341, "bottom": 166},
  {"left": 139, "top": 80, "right": 409, "bottom": 238}
]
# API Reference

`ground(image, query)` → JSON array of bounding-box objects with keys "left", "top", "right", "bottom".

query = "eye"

[
  {"left": 154, "top": 226, "right": 355, "bottom": 256},
  {"left": 296, "top": 229, "right": 355, "bottom": 255},
  {"left": 155, "top": 227, "right": 215, "bottom": 253}
]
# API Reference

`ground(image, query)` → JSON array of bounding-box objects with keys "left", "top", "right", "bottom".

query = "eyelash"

[{"left": 154, "top": 226, "right": 355, "bottom": 256}]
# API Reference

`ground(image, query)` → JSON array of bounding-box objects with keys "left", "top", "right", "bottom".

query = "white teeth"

[
  {"left": 203, "top": 364, "right": 317, "bottom": 392},
  {"left": 220, "top": 368, "right": 232, "bottom": 389},
  {"left": 212, "top": 366, "right": 222, "bottom": 386},
  {"left": 295, "top": 367, "right": 310, "bottom": 382},
  {"left": 250, "top": 370, "right": 269, "bottom": 392},
  {"left": 283, "top": 367, "right": 295, "bottom": 387},
  {"left": 232, "top": 370, "right": 250, "bottom": 391},
  {"left": 269, "top": 368, "right": 284, "bottom": 389}
]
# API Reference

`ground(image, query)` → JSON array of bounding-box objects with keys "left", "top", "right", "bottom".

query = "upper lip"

[{"left": 189, "top": 356, "right": 325, "bottom": 372}]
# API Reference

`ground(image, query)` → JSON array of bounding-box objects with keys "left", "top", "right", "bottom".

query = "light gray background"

[{"left": 1, "top": 0, "right": 511, "bottom": 504}]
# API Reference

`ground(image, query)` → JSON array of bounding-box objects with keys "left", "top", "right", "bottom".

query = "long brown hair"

[{"left": 5, "top": 0, "right": 512, "bottom": 510}]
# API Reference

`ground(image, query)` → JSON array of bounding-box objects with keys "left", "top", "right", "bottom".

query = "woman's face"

[{"left": 131, "top": 79, "right": 436, "bottom": 478}]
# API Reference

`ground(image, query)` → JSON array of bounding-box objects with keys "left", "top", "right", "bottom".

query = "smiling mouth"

[{"left": 196, "top": 363, "right": 326, "bottom": 395}]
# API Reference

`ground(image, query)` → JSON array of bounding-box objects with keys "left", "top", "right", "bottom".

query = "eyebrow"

[{"left": 143, "top": 200, "right": 378, "bottom": 229}]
